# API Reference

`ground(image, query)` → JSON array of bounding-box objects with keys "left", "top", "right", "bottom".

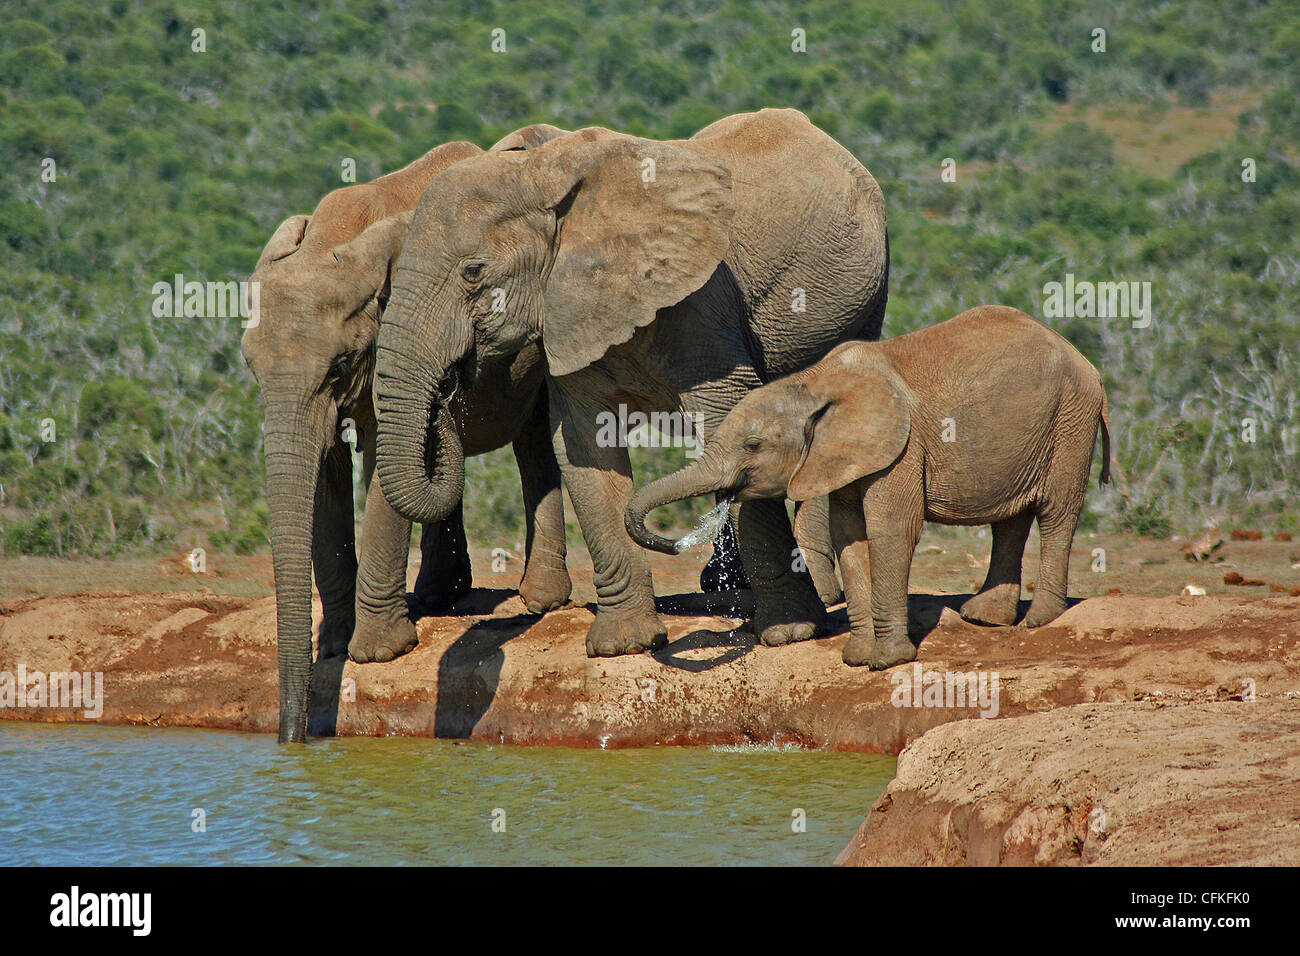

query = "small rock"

[{"left": 1224, "top": 571, "right": 1265, "bottom": 586}]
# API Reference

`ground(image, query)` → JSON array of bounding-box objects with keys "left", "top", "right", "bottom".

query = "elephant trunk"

[
  {"left": 262, "top": 393, "right": 328, "bottom": 744},
  {"left": 373, "top": 297, "right": 466, "bottom": 525},
  {"left": 626, "top": 453, "right": 731, "bottom": 556}
]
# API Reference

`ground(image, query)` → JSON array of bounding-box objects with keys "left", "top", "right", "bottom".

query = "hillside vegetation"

[{"left": 1, "top": 0, "right": 1297, "bottom": 557}]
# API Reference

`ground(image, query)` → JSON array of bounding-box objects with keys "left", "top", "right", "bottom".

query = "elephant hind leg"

[
  {"left": 960, "top": 511, "right": 1033, "bottom": 627},
  {"left": 740, "top": 497, "right": 826, "bottom": 646},
  {"left": 410, "top": 501, "right": 473, "bottom": 614},
  {"left": 700, "top": 499, "right": 750, "bottom": 592},
  {"left": 1022, "top": 507, "right": 1078, "bottom": 627},
  {"left": 1023, "top": 412, "right": 1097, "bottom": 628}
]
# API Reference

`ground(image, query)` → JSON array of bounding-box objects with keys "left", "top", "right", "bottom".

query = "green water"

[{"left": 0, "top": 723, "right": 894, "bottom": 866}]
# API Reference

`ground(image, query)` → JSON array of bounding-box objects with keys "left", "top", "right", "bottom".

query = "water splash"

[
  {"left": 673, "top": 499, "right": 733, "bottom": 553},
  {"left": 709, "top": 741, "right": 810, "bottom": 754}
]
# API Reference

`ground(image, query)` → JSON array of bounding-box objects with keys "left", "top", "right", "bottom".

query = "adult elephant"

[
  {"left": 242, "top": 129, "right": 573, "bottom": 743},
  {"left": 374, "top": 109, "right": 888, "bottom": 657}
]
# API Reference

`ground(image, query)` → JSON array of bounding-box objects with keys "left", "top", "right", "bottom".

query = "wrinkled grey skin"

[
  {"left": 242, "top": 133, "right": 572, "bottom": 743},
  {"left": 373, "top": 109, "right": 887, "bottom": 659},
  {"left": 628, "top": 307, "right": 1112, "bottom": 670}
]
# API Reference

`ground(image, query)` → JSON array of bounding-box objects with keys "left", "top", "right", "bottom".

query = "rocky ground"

[
  {"left": 1, "top": 533, "right": 1298, "bottom": 865},
  {"left": 836, "top": 697, "right": 1300, "bottom": 866}
]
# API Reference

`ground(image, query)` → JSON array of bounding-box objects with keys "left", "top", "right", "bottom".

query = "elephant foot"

[
  {"left": 409, "top": 574, "right": 473, "bottom": 617},
  {"left": 844, "top": 632, "right": 916, "bottom": 670},
  {"left": 754, "top": 589, "right": 825, "bottom": 647},
  {"left": 1021, "top": 593, "right": 1067, "bottom": 629},
  {"left": 519, "top": 563, "right": 572, "bottom": 615},
  {"left": 348, "top": 612, "right": 418, "bottom": 664},
  {"left": 317, "top": 614, "right": 356, "bottom": 661},
  {"left": 841, "top": 632, "right": 875, "bottom": 667},
  {"left": 586, "top": 607, "right": 667, "bottom": 657},
  {"left": 959, "top": 585, "right": 1021, "bottom": 627}
]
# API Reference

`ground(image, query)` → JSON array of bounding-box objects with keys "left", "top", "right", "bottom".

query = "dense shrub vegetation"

[{"left": 0, "top": 0, "right": 1296, "bottom": 557}]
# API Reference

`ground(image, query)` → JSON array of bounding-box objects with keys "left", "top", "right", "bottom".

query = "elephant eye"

[
  {"left": 461, "top": 262, "right": 484, "bottom": 282},
  {"left": 744, "top": 437, "right": 762, "bottom": 452}
]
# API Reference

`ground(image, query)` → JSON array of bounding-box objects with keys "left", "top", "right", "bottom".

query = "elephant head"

[
  {"left": 374, "top": 128, "right": 735, "bottom": 524},
  {"left": 625, "top": 342, "right": 912, "bottom": 553}
]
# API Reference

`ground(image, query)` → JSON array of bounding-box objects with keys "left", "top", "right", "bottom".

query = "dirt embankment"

[
  {"left": 1, "top": 585, "right": 1296, "bottom": 754},
  {"left": 836, "top": 696, "right": 1300, "bottom": 866}
]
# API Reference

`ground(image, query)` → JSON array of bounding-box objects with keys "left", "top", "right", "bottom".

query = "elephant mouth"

[{"left": 438, "top": 344, "right": 478, "bottom": 402}]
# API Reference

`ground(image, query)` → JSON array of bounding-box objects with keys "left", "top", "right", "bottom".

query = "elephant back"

[{"left": 682, "top": 108, "right": 889, "bottom": 379}]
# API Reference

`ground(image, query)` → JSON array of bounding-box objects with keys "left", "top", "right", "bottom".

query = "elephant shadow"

[
  {"left": 898, "top": 592, "right": 1085, "bottom": 652},
  {"left": 652, "top": 588, "right": 756, "bottom": 672},
  {"left": 306, "top": 606, "right": 354, "bottom": 737},
  {"left": 430, "top": 593, "right": 535, "bottom": 739},
  {"left": 307, "top": 652, "right": 347, "bottom": 738},
  {"left": 652, "top": 625, "right": 757, "bottom": 672},
  {"left": 307, "top": 589, "right": 529, "bottom": 739}
]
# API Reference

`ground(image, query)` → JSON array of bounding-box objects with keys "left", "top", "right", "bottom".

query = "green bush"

[{"left": 1116, "top": 501, "right": 1174, "bottom": 539}]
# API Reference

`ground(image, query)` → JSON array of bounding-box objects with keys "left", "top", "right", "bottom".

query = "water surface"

[{"left": 0, "top": 723, "right": 894, "bottom": 865}]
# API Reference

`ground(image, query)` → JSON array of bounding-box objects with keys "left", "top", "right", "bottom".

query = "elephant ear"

[
  {"left": 787, "top": 344, "right": 912, "bottom": 502},
  {"left": 329, "top": 210, "right": 413, "bottom": 312},
  {"left": 490, "top": 123, "right": 569, "bottom": 151},
  {"left": 529, "top": 136, "right": 735, "bottom": 377},
  {"left": 256, "top": 214, "right": 310, "bottom": 270}
]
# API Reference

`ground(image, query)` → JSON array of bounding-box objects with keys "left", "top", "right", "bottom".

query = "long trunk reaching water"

[{"left": 262, "top": 398, "right": 326, "bottom": 744}]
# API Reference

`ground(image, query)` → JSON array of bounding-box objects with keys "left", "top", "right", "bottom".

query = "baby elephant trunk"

[{"left": 626, "top": 457, "right": 729, "bottom": 555}]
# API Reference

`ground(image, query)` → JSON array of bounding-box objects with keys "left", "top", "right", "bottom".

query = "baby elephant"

[{"left": 626, "top": 306, "right": 1111, "bottom": 669}]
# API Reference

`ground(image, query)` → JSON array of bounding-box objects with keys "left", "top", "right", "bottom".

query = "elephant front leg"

[
  {"left": 739, "top": 498, "right": 826, "bottom": 646},
  {"left": 551, "top": 391, "right": 666, "bottom": 657},
  {"left": 793, "top": 495, "right": 842, "bottom": 607},
  {"left": 350, "top": 466, "right": 420, "bottom": 663},
  {"left": 512, "top": 394, "right": 572, "bottom": 614},
  {"left": 854, "top": 473, "right": 923, "bottom": 670}
]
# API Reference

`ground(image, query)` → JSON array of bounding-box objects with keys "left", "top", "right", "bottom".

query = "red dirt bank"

[
  {"left": 836, "top": 697, "right": 1300, "bottom": 866},
  {"left": 1, "top": 588, "right": 1296, "bottom": 751}
]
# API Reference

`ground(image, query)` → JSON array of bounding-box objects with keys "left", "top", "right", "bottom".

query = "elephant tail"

[{"left": 1098, "top": 393, "right": 1112, "bottom": 487}]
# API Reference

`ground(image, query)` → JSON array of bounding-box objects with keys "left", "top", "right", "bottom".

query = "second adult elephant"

[
  {"left": 242, "top": 130, "right": 572, "bottom": 743},
  {"left": 374, "top": 109, "right": 888, "bottom": 657}
]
